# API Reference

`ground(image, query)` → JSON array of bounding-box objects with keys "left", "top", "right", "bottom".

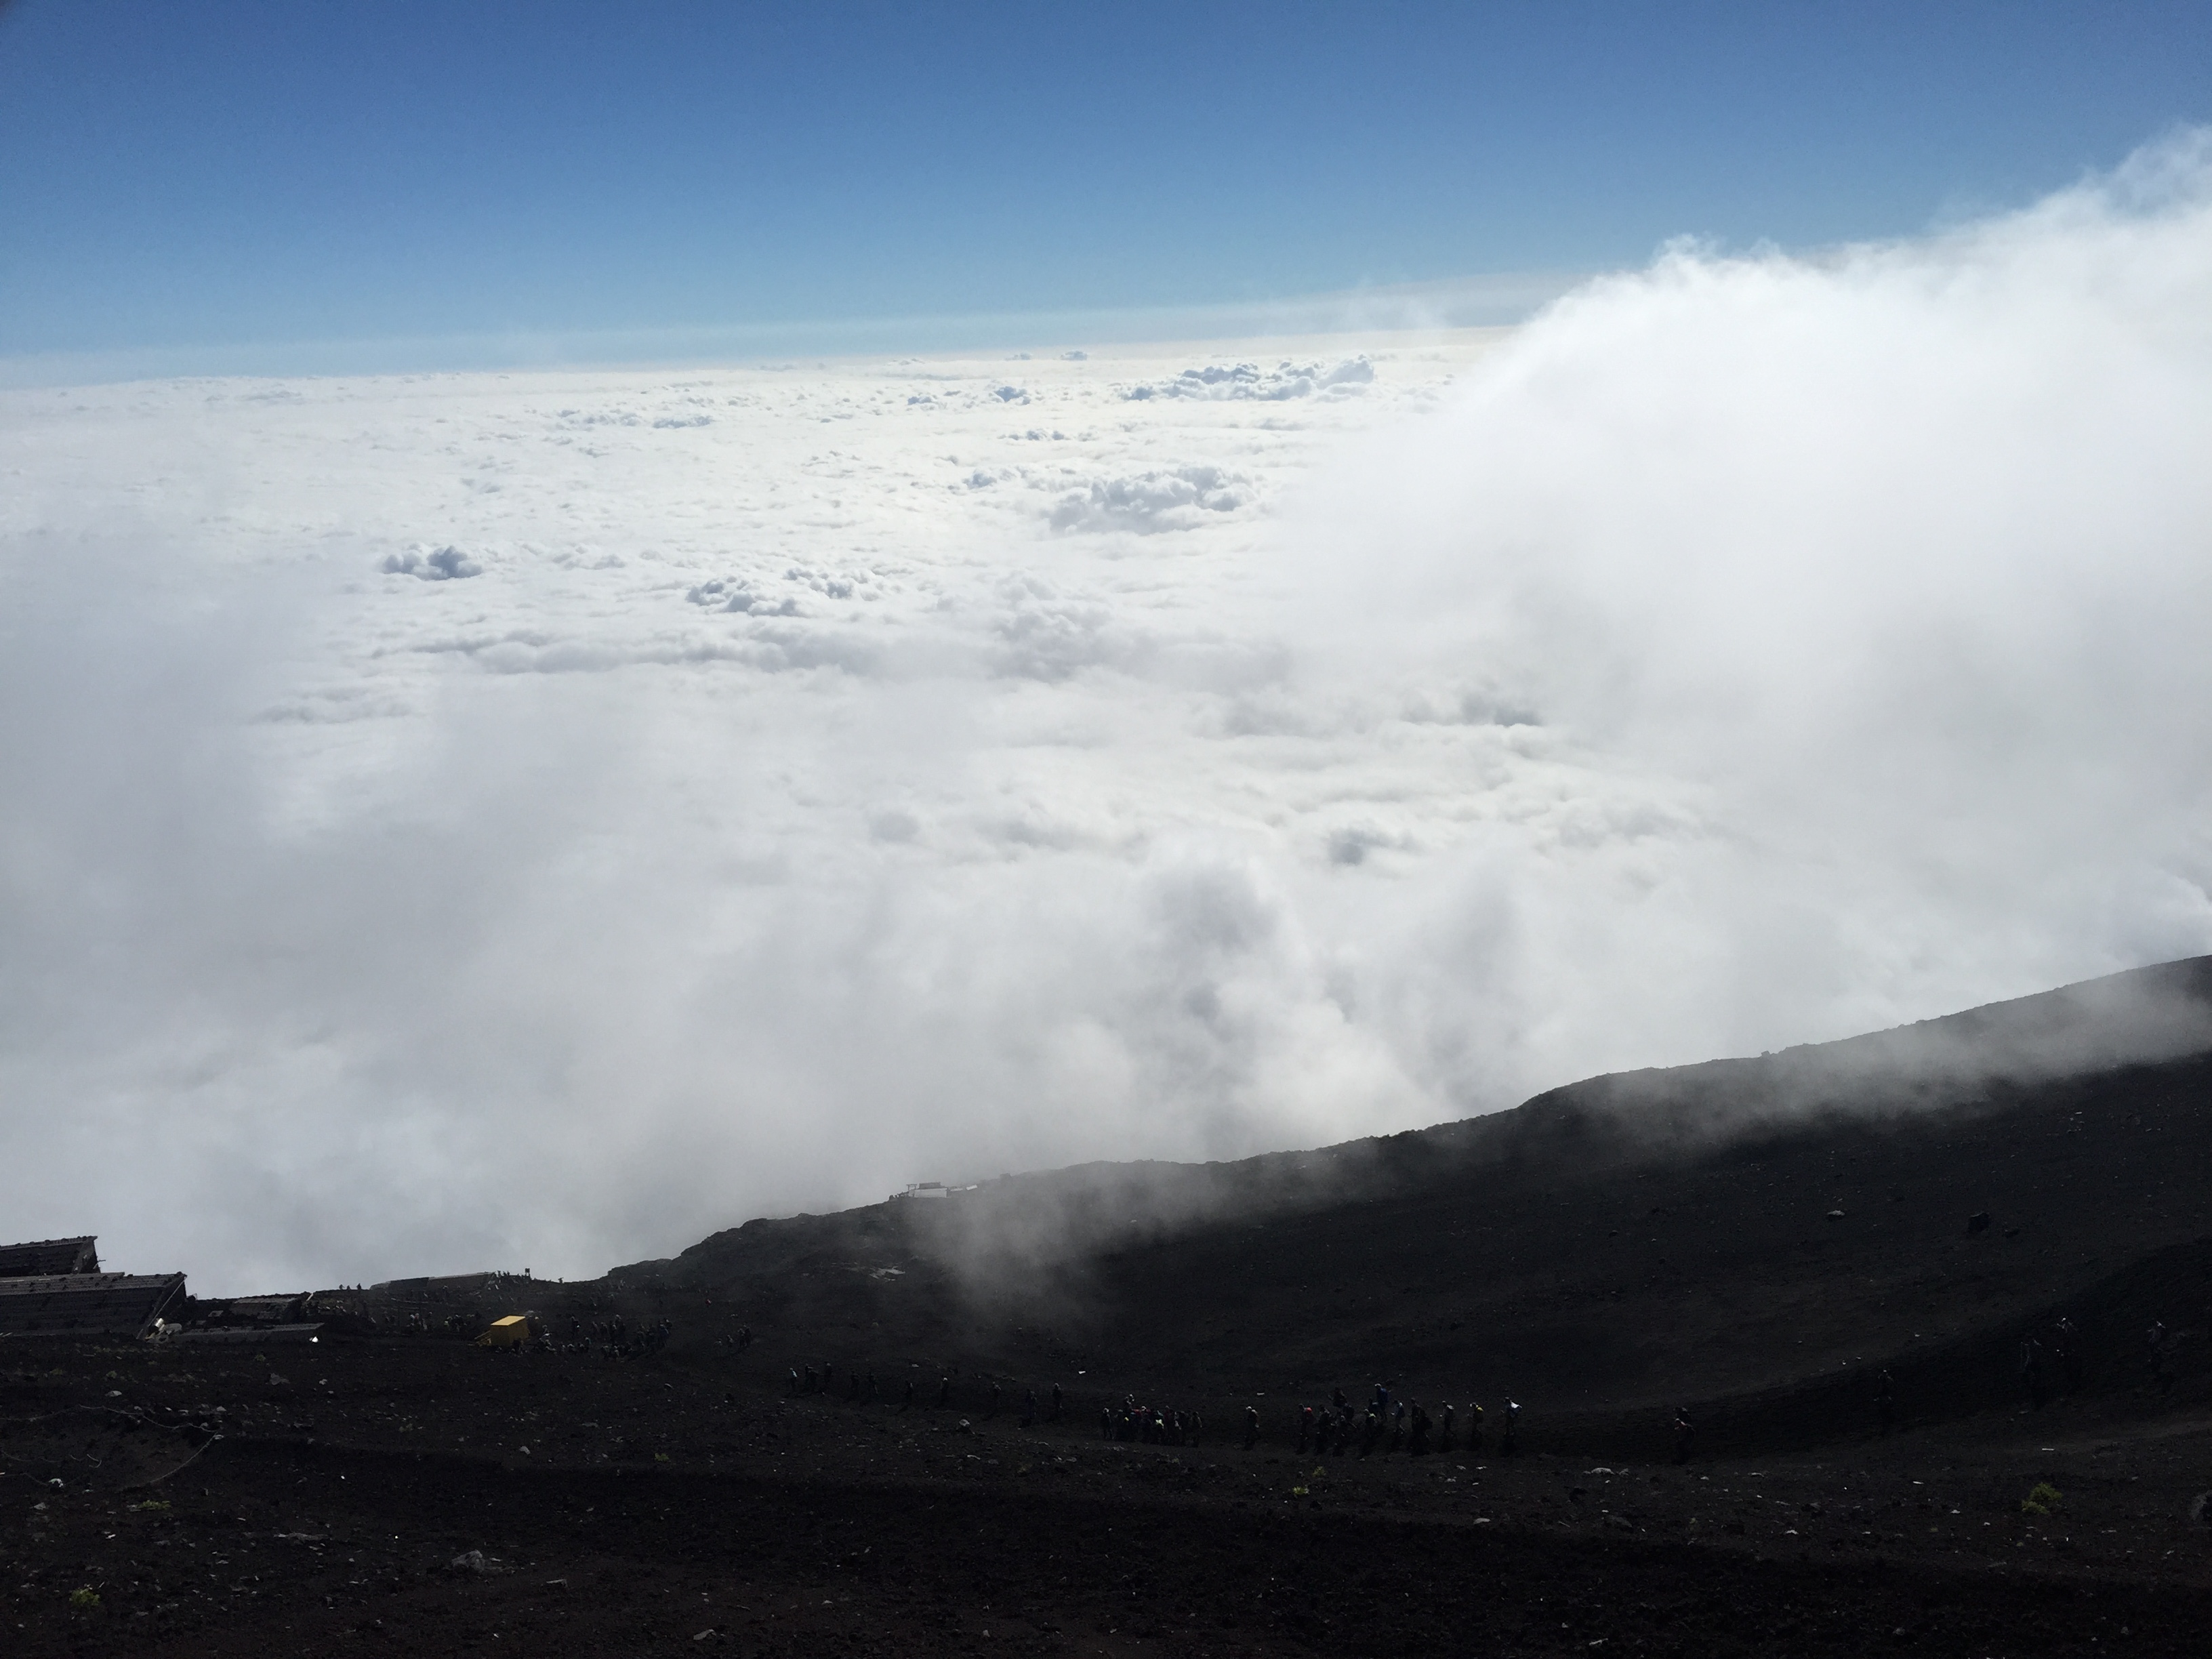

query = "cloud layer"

[
  {"left": 3, "top": 135, "right": 2209, "bottom": 1292},
  {"left": 1276, "top": 129, "right": 2212, "bottom": 1082}
]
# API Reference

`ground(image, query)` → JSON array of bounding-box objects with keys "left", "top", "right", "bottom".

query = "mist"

[
  {"left": 1275, "top": 128, "right": 2212, "bottom": 1092},
  {"left": 3, "top": 134, "right": 2209, "bottom": 1294}
]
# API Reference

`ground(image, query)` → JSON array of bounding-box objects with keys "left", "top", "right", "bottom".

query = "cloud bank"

[
  {"left": 2, "top": 135, "right": 2209, "bottom": 1292},
  {"left": 1276, "top": 128, "right": 2212, "bottom": 1084}
]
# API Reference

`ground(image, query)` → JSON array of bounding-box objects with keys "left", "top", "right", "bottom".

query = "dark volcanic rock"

[{"left": 9, "top": 956, "right": 2212, "bottom": 1657}]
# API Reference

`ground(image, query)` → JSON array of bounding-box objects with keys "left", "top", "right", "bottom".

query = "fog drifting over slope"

[
  {"left": 4, "top": 134, "right": 2210, "bottom": 1292},
  {"left": 1277, "top": 129, "right": 2212, "bottom": 1107}
]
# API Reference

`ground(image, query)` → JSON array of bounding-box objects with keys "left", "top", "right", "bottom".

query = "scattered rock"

[{"left": 1, "top": 1409, "right": 201, "bottom": 1493}]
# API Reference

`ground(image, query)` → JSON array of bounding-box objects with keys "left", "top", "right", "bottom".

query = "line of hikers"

[
  {"left": 772, "top": 1305, "right": 2194, "bottom": 1469},
  {"left": 781, "top": 1364, "right": 1529, "bottom": 1461},
  {"left": 1292, "top": 1385, "right": 1523, "bottom": 1459},
  {"left": 561, "top": 1312, "right": 674, "bottom": 1359},
  {"left": 1100, "top": 1398, "right": 1211, "bottom": 1446},
  {"left": 789, "top": 1364, "right": 1078, "bottom": 1427}
]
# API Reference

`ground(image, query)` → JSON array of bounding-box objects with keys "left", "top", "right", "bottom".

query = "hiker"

[
  {"left": 1243, "top": 1404, "right": 1261, "bottom": 1451},
  {"left": 1438, "top": 1402, "right": 1456, "bottom": 1452},
  {"left": 1408, "top": 1403, "right": 1431, "bottom": 1458},
  {"left": 1501, "top": 1399, "right": 1520, "bottom": 1455},
  {"left": 1672, "top": 1408, "right": 1694, "bottom": 1463},
  {"left": 1050, "top": 1382, "right": 1063, "bottom": 1422},
  {"left": 937, "top": 1374, "right": 951, "bottom": 1409},
  {"left": 1021, "top": 1389, "right": 1037, "bottom": 1428}
]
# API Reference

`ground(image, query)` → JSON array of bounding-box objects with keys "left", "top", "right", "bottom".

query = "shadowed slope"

[{"left": 621, "top": 957, "right": 2212, "bottom": 1438}]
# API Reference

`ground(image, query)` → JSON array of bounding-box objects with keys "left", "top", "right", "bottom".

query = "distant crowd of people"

[
  {"left": 765, "top": 1304, "right": 2196, "bottom": 1466},
  {"left": 415, "top": 1275, "right": 2202, "bottom": 1462},
  {"left": 561, "top": 1312, "right": 677, "bottom": 1359},
  {"left": 1289, "top": 1385, "right": 1522, "bottom": 1460},
  {"left": 1101, "top": 1397, "right": 1207, "bottom": 1446},
  {"left": 777, "top": 1364, "right": 1542, "bottom": 1460}
]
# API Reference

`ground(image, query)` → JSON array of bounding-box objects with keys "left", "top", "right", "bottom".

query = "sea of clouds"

[{"left": 3, "top": 133, "right": 2210, "bottom": 1292}]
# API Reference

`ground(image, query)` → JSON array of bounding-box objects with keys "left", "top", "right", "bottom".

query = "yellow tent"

[{"left": 476, "top": 1315, "right": 531, "bottom": 1349}]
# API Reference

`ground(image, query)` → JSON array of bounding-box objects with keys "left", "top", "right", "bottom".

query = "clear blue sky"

[{"left": 2, "top": 1, "right": 2207, "bottom": 371}]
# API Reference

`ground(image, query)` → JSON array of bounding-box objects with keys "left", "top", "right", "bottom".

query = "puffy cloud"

[
  {"left": 1047, "top": 465, "right": 1251, "bottom": 534},
  {"left": 1121, "top": 356, "right": 1372, "bottom": 402},
  {"left": 382, "top": 545, "right": 481, "bottom": 580},
  {"left": 3, "top": 134, "right": 2210, "bottom": 1290},
  {"left": 1274, "top": 125, "right": 2212, "bottom": 1078}
]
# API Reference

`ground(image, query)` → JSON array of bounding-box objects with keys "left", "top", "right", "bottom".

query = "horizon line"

[{"left": 0, "top": 269, "right": 1591, "bottom": 392}]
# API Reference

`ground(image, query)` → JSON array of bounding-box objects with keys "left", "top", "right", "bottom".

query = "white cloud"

[
  {"left": 3, "top": 134, "right": 2210, "bottom": 1291},
  {"left": 382, "top": 544, "right": 483, "bottom": 581},
  {"left": 1120, "top": 356, "right": 1374, "bottom": 402},
  {"left": 1047, "top": 465, "right": 1252, "bottom": 535},
  {"left": 1272, "top": 125, "right": 2212, "bottom": 1081}
]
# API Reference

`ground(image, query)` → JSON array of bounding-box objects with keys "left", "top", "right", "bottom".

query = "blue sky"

[{"left": 2, "top": 1, "right": 2207, "bottom": 373}]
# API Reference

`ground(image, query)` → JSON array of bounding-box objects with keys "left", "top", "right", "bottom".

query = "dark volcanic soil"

[{"left": 7, "top": 960, "right": 2212, "bottom": 1656}]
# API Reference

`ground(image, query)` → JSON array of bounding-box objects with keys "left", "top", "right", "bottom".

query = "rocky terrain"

[{"left": 7, "top": 958, "right": 2212, "bottom": 1655}]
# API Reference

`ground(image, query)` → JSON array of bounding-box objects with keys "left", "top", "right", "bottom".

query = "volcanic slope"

[
  {"left": 14, "top": 958, "right": 2212, "bottom": 1659},
  {"left": 633, "top": 955, "right": 2212, "bottom": 1446}
]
